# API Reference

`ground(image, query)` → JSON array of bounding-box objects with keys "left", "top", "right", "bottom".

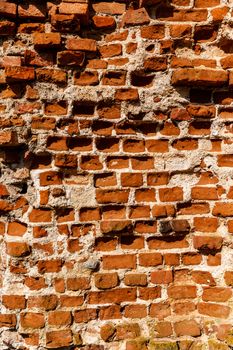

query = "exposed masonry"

[{"left": 1, "top": 0, "right": 233, "bottom": 349}]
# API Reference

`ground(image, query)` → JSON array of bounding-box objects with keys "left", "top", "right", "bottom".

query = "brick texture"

[{"left": 0, "top": 0, "right": 233, "bottom": 349}]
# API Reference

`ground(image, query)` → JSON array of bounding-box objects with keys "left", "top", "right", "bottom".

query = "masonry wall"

[{"left": 1, "top": 0, "right": 233, "bottom": 349}]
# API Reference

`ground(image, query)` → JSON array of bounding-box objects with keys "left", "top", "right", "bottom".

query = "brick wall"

[{"left": 0, "top": 0, "right": 233, "bottom": 349}]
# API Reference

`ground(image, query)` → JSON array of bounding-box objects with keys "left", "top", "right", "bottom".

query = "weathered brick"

[
  {"left": 2, "top": 295, "right": 26, "bottom": 310},
  {"left": 5, "top": 67, "right": 35, "bottom": 82},
  {"left": 198, "top": 302, "right": 230, "bottom": 318},
  {"left": 18, "top": 4, "right": 46, "bottom": 19},
  {"left": 20, "top": 313, "right": 45, "bottom": 329},
  {"left": 1, "top": 0, "right": 233, "bottom": 346},
  {"left": 6, "top": 242, "right": 30, "bottom": 257},
  {"left": 0, "top": 314, "right": 16, "bottom": 328},
  {"left": 58, "top": 51, "right": 85, "bottom": 68},
  {"left": 122, "top": 9, "right": 150, "bottom": 27},
  {"left": 0, "top": 20, "right": 16, "bottom": 35},
  {"left": 172, "top": 68, "right": 228, "bottom": 87},
  {"left": 174, "top": 320, "right": 201, "bottom": 337},
  {"left": 167, "top": 285, "right": 197, "bottom": 299},
  {"left": 88, "top": 288, "right": 136, "bottom": 304},
  {"left": 46, "top": 330, "right": 73, "bottom": 348},
  {"left": 48, "top": 311, "right": 72, "bottom": 326},
  {"left": 0, "top": 1, "right": 17, "bottom": 18},
  {"left": 92, "top": 2, "right": 126, "bottom": 15},
  {"left": 33, "top": 33, "right": 61, "bottom": 49},
  {"left": 193, "top": 235, "right": 223, "bottom": 253},
  {"left": 103, "top": 254, "right": 136, "bottom": 269},
  {"left": 66, "top": 38, "right": 97, "bottom": 52},
  {"left": 93, "top": 15, "right": 116, "bottom": 29},
  {"left": 59, "top": 3, "right": 89, "bottom": 24}
]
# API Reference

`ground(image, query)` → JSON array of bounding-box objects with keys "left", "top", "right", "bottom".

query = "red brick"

[
  {"left": 59, "top": 2, "right": 89, "bottom": 24},
  {"left": 124, "top": 274, "right": 147, "bottom": 286},
  {"left": 7, "top": 221, "right": 27, "bottom": 236},
  {"left": 148, "top": 237, "right": 188, "bottom": 250},
  {"left": 93, "top": 2, "right": 126, "bottom": 14},
  {"left": 159, "top": 187, "right": 183, "bottom": 202},
  {"left": 51, "top": 14, "right": 80, "bottom": 33},
  {"left": 154, "top": 321, "right": 173, "bottom": 338},
  {"left": 121, "top": 236, "right": 144, "bottom": 250},
  {"left": 194, "top": 0, "right": 220, "bottom": 7},
  {"left": 2, "top": 295, "right": 26, "bottom": 310},
  {"left": 36, "top": 68, "right": 67, "bottom": 84},
  {"left": 211, "top": 6, "right": 229, "bottom": 23},
  {"left": 174, "top": 320, "right": 201, "bottom": 337},
  {"left": 67, "top": 277, "right": 90, "bottom": 290},
  {"left": 88, "top": 288, "right": 136, "bottom": 304},
  {"left": 194, "top": 217, "right": 219, "bottom": 232},
  {"left": 146, "top": 140, "right": 169, "bottom": 153},
  {"left": 122, "top": 8, "right": 150, "bottom": 26},
  {"left": 116, "top": 323, "right": 140, "bottom": 340},
  {"left": 191, "top": 187, "right": 218, "bottom": 200},
  {"left": 157, "top": 8, "right": 208, "bottom": 21},
  {"left": 29, "top": 209, "right": 52, "bottom": 223},
  {"left": 18, "top": 4, "right": 46, "bottom": 19},
  {"left": 0, "top": 314, "right": 16, "bottom": 328},
  {"left": 193, "top": 235, "right": 223, "bottom": 252},
  {"left": 170, "top": 24, "right": 192, "bottom": 38},
  {"left": 149, "top": 302, "right": 171, "bottom": 319},
  {"left": 139, "top": 253, "right": 163, "bottom": 267},
  {"left": 115, "top": 89, "right": 139, "bottom": 101},
  {"left": 48, "top": 311, "right": 72, "bottom": 326},
  {"left": 6, "top": 242, "right": 30, "bottom": 257},
  {"left": 172, "top": 301, "right": 195, "bottom": 316},
  {"left": 93, "top": 15, "right": 116, "bottom": 29},
  {"left": 202, "top": 287, "right": 232, "bottom": 302},
  {"left": 187, "top": 104, "right": 216, "bottom": 118},
  {"left": 121, "top": 173, "right": 143, "bottom": 187},
  {"left": 0, "top": 1, "right": 17, "bottom": 18},
  {"left": 103, "top": 254, "right": 136, "bottom": 269},
  {"left": 95, "top": 273, "right": 119, "bottom": 289},
  {"left": 66, "top": 38, "right": 96, "bottom": 52},
  {"left": 33, "top": 33, "right": 61, "bottom": 49},
  {"left": 198, "top": 302, "right": 230, "bottom": 318},
  {"left": 144, "top": 56, "right": 167, "bottom": 71},
  {"left": 167, "top": 285, "right": 197, "bottom": 299},
  {"left": 151, "top": 270, "right": 173, "bottom": 284},
  {"left": 99, "top": 305, "right": 122, "bottom": 320},
  {"left": 124, "top": 305, "right": 147, "bottom": 318},
  {"left": 100, "top": 323, "right": 115, "bottom": 341},
  {"left": 25, "top": 277, "right": 46, "bottom": 291},
  {"left": 182, "top": 253, "right": 202, "bottom": 265},
  {"left": 139, "top": 287, "right": 161, "bottom": 300},
  {"left": 224, "top": 271, "right": 233, "bottom": 286},
  {"left": 218, "top": 154, "right": 233, "bottom": 167},
  {"left": 141, "top": 25, "right": 165, "bottom": 39},
  {"left": 172, "top": 68, "right": 228, "bottom": 87},
  {"left": 27, "top": 295, "right": 58, "bottom": 310},
  {"left": 95, "top": 237, "right": 118, "bottom": 251},
  {"left": 57, "top": 50, "right": 85, "bottom": 66},
  {"left": 60, "top": 296, "right": 83, "bottom": 307},
  {"left": 0, "top": 20, "right": 15, "bottom": 35},
  {"left": 172, "top": 138, "right": 198, "bottom": 150},
  {"left": 96, "top": 189, "right": 129, "bottom": 204},
  {"left": 37, "top": 260, "right": 62, "bottom": 273},
  {"left": 99, "top": 44, "right": 122, "bottom": 58},
  {"left": 46, "top": 330, "right": 73, "bottom": 348},
  {"left": 74, "top": 312, "right": 97, "bottom": 328},
  {"left": 20, "top": 313, "right": 45, "bottom": 329},
  {"left": 5, "top": 67, "right": 35, "bottom": 82}
]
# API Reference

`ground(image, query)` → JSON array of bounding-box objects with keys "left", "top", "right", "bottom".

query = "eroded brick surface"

[{"left": 1, "top": 0, "right": 233, "bottom": 349}]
